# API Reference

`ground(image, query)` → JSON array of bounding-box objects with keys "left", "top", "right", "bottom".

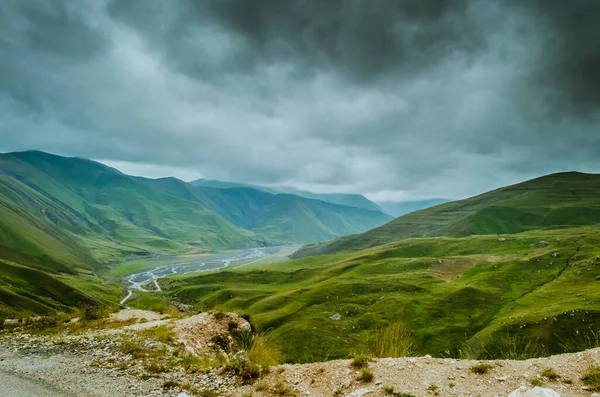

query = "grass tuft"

[
  {"left": 357, "top": 367, "right": 374, "bottom": 383},
  {"left": 372, "top": 323, "right": 414, "bottom": 358},
  {"left": 541, "top": 368, "right": 560, "bottom": 381},
  {"left": 350, "top": 353, "right": 372, "bottom": 369},
  {"left": 581, "top": 365, "right": 600, "bottom": 391},
  {"left": 470, "top": 363, "right": 493, "bottom": 374}
]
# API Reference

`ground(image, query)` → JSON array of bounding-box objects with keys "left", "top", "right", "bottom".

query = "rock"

[
  {"left": 508, "top": 386, "right": 561, "bottom": 397},
  {"left": 170, "top": 301, "right": 194, "bottom": 313},
  {"left": 177, "top": 393, "right": 190, "bottom": 397},
  {"left": 498, "top": 238, "right": 506, "bottom": 242},
  {"left": 551, "top": 253, "right": 558, "bottom": 257},
  {"left": 591, "top": 394, "right": 600, "bottom": 397},
  {"left": 329, "top": 313, "right": 342, "bottom": 321},
  {"left": 496, "top": 376, "right": 509, "bottom": 381},
  {"left": 345, "top": 388, "right": 373, "bottom": 397},
  {"left": 538, "top": 241, "right": 549, "bottom": 248}
]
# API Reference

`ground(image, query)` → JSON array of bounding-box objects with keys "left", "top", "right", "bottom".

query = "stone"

[
  {"left": 329, "top": 313, "right": 342, "bottom": 321},
  {"left": 551, "top": 253, "right": 558, "bottom": 257},
  {"left": 538, "top": 241, "right": 549, "bottom": 247},
  {"left": 498, "top": 238, "right": 506, "bottom": 242},
  {"left": 508, "top": 386, "right": 561, "bottom": 397},
  {"left": 345, "top": 388, "right": 373, "bottom": 397}
]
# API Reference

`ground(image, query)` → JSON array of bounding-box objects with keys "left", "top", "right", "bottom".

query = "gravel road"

[{"left": 0, "top": 368, "right": 73, "bottom": 397}]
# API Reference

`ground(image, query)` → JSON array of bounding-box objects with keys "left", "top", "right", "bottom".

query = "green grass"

[
  {"left": 162, "top": 226, "right": 600, "bottom": 363},
  {"left": 581, "top": 365, "right": 600, "bottom": 391},
  {"left": 293, "top": 171, "right": 600, "bottom": 258}
]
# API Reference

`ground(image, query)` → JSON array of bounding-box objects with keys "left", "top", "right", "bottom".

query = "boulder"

[
  {"left": 538, "top": 241, "right": 549, "bottom": 247},
  {"left": 329, "top": 313, "right": 342, "bottom": 321},
  {"left": 508, "top": 386, "right": 560, "bottom": 397}
]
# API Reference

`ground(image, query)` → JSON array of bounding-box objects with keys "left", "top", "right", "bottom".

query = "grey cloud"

[{"left": 0, "top": 0, "right": 599, "bottom": 201}]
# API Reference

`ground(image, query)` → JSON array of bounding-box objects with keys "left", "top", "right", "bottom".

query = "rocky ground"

[{"left": 1, "top": 309, "right": 600, "bottom": 397}]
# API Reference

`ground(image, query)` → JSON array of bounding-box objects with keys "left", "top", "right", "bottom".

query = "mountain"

[
  {"left": 292, "top": 172, "right": 600, "bottom": 258},
  {"left": 376, "top": 199, "right": 451, "bottom": 217},
  {"left": 0, "top": 151, "right": 392, "bottom": 315},
  {"left": 138, "top": 177, "right": 392, "bottom": 245},
  {"left": 190, "top": 179, "right": 383, "bottom": 212}
]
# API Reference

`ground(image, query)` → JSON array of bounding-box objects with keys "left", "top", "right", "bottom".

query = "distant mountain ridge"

[
  {"left": 190, "top": 179, "right": 383, "bottom": 212},
  {"left": 0, "top": 151, "right": 391, "bottom": 270},
  {"left": 139, "top": 177, "right": 391, "bottom": 245},
  {"left": 292, "top": 171, "right": 600, "bottom": 258}
]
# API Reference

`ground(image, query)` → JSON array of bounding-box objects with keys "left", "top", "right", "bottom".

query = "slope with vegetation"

[
  {"left": 163, "top": 226, "right": 600, "bottom": 363},
  {"left": 293, "top": 172, "right": 600, "bottom": 258},
  {"left": 0, "top": 150, "right": 391, "bottom": 317}
]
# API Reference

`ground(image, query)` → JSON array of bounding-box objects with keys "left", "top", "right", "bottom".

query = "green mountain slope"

[
  {"left": 293, "top": 172, "right": 600, "bottom": 258},
  {"left": 0, "top": 151, "right": 259, "bottom": 265},
  {"left": 139, "top": 177, "right": 392, "bottom": 244},
  {"left": 191, "top": 178, "right": 383, "bottom": 212},
  {"left": 165, "top": 226, "right": 600, "bottom": 363}
]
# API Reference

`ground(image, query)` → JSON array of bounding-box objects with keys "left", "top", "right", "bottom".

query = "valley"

[{"left": 2, "top": 153, "right": 600, "bottom": 397}]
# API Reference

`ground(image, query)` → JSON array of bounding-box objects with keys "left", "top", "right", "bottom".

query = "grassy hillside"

[
  {"left": 163, "top": 226, "right": 600, "bottom": 363},
  {"left": 139, "top": 177, "right": 392, "bottom": 244},
  {"left": 0, "top": 151, "right": 264, "bottom": 269},
  {"left": 293, "top": 172, "right": 600, "bottom": 258}
]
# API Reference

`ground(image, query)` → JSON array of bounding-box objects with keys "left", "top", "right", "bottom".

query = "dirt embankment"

[{"left": 2, "top": 309, "right": 599, "bottom": 397}]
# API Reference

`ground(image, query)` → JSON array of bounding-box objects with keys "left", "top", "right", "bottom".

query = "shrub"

[
  {"left": 162, "top": 380, "right": 180, "bottom": 389},
  {"left": 357, "top": 368, "right": 374, "bottom": 383},
  {"left": 225, "top": 357, "right": 263, "bottom": 384},
  {"left": 119, "top": 340, "right": 142, "bottom": 357},
  {"left": 541, "top": 368, "right": 560, "bottom": 381},
  {"left": 470, "top": 363, "right": 493, "bottom": 374},
  {"left": 274, "top": 381, "right": 296, "bottom": 396},
  {"left": 529, "top": 377, "right": 544, "bottom": 387},
  {"left": 582, "top": 365, "right": 600, "bottom": 391},
  {"left": 383, "top": 386, "right": 417, "bottom": 397},
  {"left": 247, "top": 333, "right": 283, "bottom": 367},
  {"left": 350, "top": 353, "right": 372, "bottom": 369},
  {"left": 210, "top": 333, "right": 232, "bottom": 353}
]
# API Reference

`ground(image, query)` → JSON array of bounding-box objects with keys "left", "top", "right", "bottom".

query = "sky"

[{"left": 1, "top": 0, "right": 599, "bottom": 202}]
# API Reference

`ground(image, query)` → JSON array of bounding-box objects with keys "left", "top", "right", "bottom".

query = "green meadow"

[{"left": 163, "top": 226, "right": 600, "bottom": 363}]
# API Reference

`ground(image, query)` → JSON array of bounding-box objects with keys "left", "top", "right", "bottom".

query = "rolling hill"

[
  {"left": 292, "top": 172, "right": 600, "bottom": 258},
  {"left": 165, "top": 226, "right": 600, "bottom": 362}
]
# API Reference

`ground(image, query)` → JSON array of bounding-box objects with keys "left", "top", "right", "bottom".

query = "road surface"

[{"left": 0, "top": 368, "right": 73, "bottom": 397}]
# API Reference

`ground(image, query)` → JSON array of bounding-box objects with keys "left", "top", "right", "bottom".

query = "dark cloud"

[
  {"left": 0, "top": 0, "right": 599, "bottom": 201},
  {"left": 513, "top": 0, "right": 600, "bottom": 120}
]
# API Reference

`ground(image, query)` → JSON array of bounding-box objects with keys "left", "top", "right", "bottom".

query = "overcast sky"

[{"left": 1, "top": 0, "right": 599, "bottom": 201}]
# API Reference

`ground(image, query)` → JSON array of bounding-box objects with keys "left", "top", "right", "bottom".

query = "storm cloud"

[{"left": 1, "top": 0, "right": 599, "bottom": 200}]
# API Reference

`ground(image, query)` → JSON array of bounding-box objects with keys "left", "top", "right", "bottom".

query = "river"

[{"left": 120, "top": 246, "right": 290, "bottom": 304}]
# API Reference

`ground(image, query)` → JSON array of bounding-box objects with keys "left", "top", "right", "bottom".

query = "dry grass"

[
  {"left": 372, "top": 323, "right": 414, "bottom": 358},
  {"left": 247, "top": 333, "right": 283, "bottom": 367}
]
